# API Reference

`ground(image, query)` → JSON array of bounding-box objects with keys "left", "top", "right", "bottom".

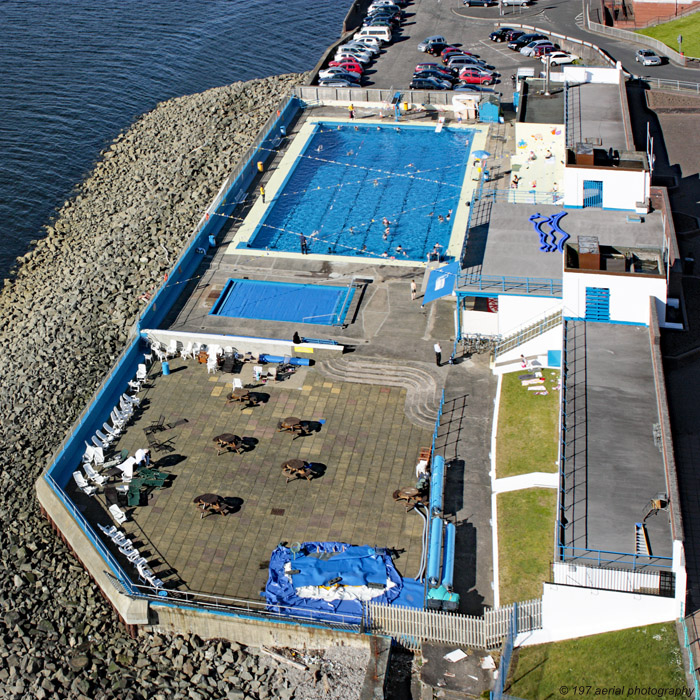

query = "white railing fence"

[
  {"left": 366, "top": 599, "right": 542, "bottom": 651},
  {"left": 552, "top": 561, "right": 674, "bottom": 596}
]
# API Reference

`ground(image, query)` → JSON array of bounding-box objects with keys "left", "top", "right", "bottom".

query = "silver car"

[{"left": 635, "top": 49, "right": 662, "bottom": 66}]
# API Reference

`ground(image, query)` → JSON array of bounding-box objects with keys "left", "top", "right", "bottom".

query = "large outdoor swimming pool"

[{"left": 245, "top": 122, "right": 474, "bottom": 262}]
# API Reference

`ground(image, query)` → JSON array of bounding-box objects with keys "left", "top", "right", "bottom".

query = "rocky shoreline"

[{"left": 0, "top": 72, "right": 373, "bottom": 699}]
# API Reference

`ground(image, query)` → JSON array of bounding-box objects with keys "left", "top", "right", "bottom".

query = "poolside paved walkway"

[{"left": 83, "top": 358, "right": 431, "bottom": 600}]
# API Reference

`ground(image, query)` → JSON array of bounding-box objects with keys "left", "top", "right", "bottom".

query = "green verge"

[
  {"left": 496, "top": 370, "right": 560, "bottom": 478},
  {"left": 498, "top": 488, "right": 556, "bottom": 606},
  {"left": 507, "top": 623, "right": 686, "bottom": 698},
  {"left": 637, "top": 14, "right": 700, "bottom": 57}
]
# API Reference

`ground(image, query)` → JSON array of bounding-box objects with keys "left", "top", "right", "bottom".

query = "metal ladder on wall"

[{"left": 635, "top": 522, "right": 651, "bottom": 556}]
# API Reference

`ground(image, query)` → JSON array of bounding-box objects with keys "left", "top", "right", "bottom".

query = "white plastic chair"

[
  {"left": 96, "top": 428, "right": 114, "bottom": 446},
  {"left": 143, "top": 352, "right": 152, "bottom": 366},
  {"left": 103, "top": 422, "right": 121, "bottom": 440},
  {"left": 98, "top": 524, "right": 118, "bottom": 538},
  {"left": 167, "top": 339, "right": 178, "bottom": 358},
  {"left": 126, "top": 549, "right": 142, "bottom": 563},
  {"left": 92, "top": 445, "right": 105, "bottom": 467},
  {"left": 83, "top": 445, "right": 96, "bottom": 464},
  {"left": 92, "top": 434, "right": 108, "bottom": 450},
  {"left": 84, "top": 463, "right": 106, "bottom": 485},
  {"left": 232, "top": 378, "right": 244, "bottom": 390},
  {"left": 122, "top": 392, "right": 140, "bottom": 407},
  {"left": 73, "top": 471, "right": 96, "bottom": 496},
  {"left": 180, "top": 341, "right": 194, "bottom": 360},
  {"left": 207, "top": 357, "right": 218, "bottom": 374},
  {"left": 109, "top": 504, "right": 127, "bottom": 524},
  {"left": 136, "top": 363, "right": 148, "bottom": 383}
]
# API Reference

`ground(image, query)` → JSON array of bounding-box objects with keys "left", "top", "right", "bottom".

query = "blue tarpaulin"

[
  {"left": 422, "top": 261, "right": 461, "bottom": 306},
  {"left": 265, "top": 542, "right": 422, "bottom": 623}
]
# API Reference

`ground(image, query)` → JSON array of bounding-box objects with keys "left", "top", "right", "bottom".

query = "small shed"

[{"left": 478, "top": 95, "right": 500, "bottom": 123}]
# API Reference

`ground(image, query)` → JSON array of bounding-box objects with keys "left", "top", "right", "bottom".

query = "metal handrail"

[
  {"left": 457, "top": 274, "right": 563, "bottom": 296},
  {"left": 559, "top": 544, "right": 673, "bottom": 569}
]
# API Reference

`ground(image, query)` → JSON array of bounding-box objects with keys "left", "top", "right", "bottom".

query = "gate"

[
  {"left": 583, "top": 180, "right": 603, "bottom": 208},
  {"left": 585, "top": 287, "right": 610, "bottom": 321}
]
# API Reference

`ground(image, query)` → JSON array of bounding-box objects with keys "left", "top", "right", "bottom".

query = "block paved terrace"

[{"left": 71, "top": 354, "right": 430, "bottom": 601}]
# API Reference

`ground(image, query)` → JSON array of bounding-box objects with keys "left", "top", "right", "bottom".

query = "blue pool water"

[
  {"left": 246, "top": 122, "right": 474, "bottom": 262},
  {"left": 211, "top": 279, "right": 355, "bottom": 326}
]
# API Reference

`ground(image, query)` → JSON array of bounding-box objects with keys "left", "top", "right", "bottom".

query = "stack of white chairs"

[
  {"left": 207, "top": 355, "right": 219, "bottom": 374},
  {"left": 121, "top": 392, "right": 140, "bottom": 407},
  {"left": 180, "top": 341, "right": 194, "bottom": 360},
  {"left": 103, "top": 422, "right": 122, "bottom": 441},
  {"left": 84, "top": 462, "right": 106, "bottom": 485},
  {"left": 95, "top": 428, "right": 114, "bottom": 446},
  {"left": 97, "top": 523, "right": 118, "bottom": 538},
  {"left": 166, "top": 339, "right": 179, "bottom": 358},
  {"left": 111, "top": 408, "right": 127, "bottom": 430},
  {"left": 73, "top": 471, "right": 96, "bottom": 496},
  {"left": 91, "top": 434, "right": 109, "bottom": 450}
]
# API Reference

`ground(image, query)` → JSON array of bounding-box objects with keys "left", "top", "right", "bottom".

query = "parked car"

[
  {"left": 319, "top": 68, "right": 361, "bottom": 82},
  {"left": 520, "top": 40, "right": 558, "bottom": 56},
  {"left": 505, "top": 29, "right": 525, "bottom": 41},
  {"left": 343, "top": 40, "right": 380, "bottom": 56},
  {"left": 447, "top": 55, "right": 490, "bottom": 71},
  {"left": 335, "top": 50, "right": 372, "bottom": 65},
  {"left": 489, "top": 28, "right": 514, "bottom": 42},
  {"left": 508, "top": 33, "right": 548, "bottom": 50},
  {"left": 409, "top": 76, "right": 452, "bottom": 90},
  {"left": 454, "top": 83, "right": 496, "bottom": 93},
  {"left": 367, "top": 7, "right": 402, "bottom": 20},
  {"left": 336, "top": 45, "right": 373, "bottom": 61},
  {"left": 533, "top": 44, "right": 557, "bottom": 57},
  {"left": 418, "top": 35, "right": 447, "bottom": 52},
  {"left": 541, "top": 51, "right": 579, "bottom": 65},
  {"left": 463, "top": 0, "right": 493, "bottom": 5},
  {"left": 318, "top": 78, "right": 358, "bottom": 88},
  {"left": 458, "top": 67, "right": 495, "bottom": 85},
  {"left": 353, "top": 37, "right": 382, "bottom": 52},
  {"left": 328, "top": 59, "right": 363, "bottom": 72},
  {"left": 441, "top": 46, "right": 473, "bottom": 61},
  {"left": 415, "top": 62, "right": 454, "bottom": 77},
  {"left": 635, "top": 48, "right": 662, "bottom": 66},
  {"left": 414, "top": 69, "right": 458, "bottom": 84},
  {"left": 502, "top": 0, "right": 530, "bottom": 5}
]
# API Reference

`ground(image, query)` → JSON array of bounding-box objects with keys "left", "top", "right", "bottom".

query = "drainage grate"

[{"left": 271, "top": 508, "right": 285, "bottom": 516}]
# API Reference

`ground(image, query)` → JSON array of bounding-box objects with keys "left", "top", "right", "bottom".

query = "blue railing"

[
  {"left": 558, "top": 545, "right": 673, "bottom": 570},
  {"left": 680, "top": 606, "right": 700, "bottom": 700},
  {"left": 459, "top": 167, "right": 486, "bottom": 267},
  {"left": 457, "top": 274, "right": 562, "bottom": 297},
  {"left": 556, "top": 320, "right": 569, "bottom": 564},
  {"left": 492, "top": 604, "right": 525, "bottom": 700},
  {"left": 431, "top": 389, "right": 446, "bottom": 459},
  {"left": 490, "top": 188, "right": 563, "bottom": 206}
]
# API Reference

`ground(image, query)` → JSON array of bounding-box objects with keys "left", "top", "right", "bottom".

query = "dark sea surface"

[{"left": 0, "top": 0, "right": 352, "bottom": 279}]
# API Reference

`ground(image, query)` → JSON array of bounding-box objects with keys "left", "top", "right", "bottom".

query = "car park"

[
  {"left": 409, "top": 76, "right": 452, "bottom": 90},
  {"left": 414, "top": 69, "right": 458, "bottom": 84},
  {"left": 458, "top": 67, "right": 495, "bottom": 84},
  {"left": 635, "top": 48, "right": 662, "bottom": 66},
  {"left": 418, "top": 35, "right": 447, "bottom": 52},
  {"left": 541, "top": 51, "right": 579, "bottom": 65},
  {"left": 508, "top": 33, "right": 548, "bottom": 50},
  {"left": 319, "top": 68, "right": 361, "bottom": 82},
  {"left": 489, "top": 28, "right": 514, "bottom": 42}
]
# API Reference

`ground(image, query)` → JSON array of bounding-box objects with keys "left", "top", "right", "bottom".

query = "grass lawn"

[
  {"left": 498, "top": 488, "right": 556, "bottom": 605},
  {"left": 637, "top": 14, "right": 700, "bottom": 57},
  {"left": 507, "top": 623, "right": 686, "bottom": 698},
  {"left": 496, "top": 370, "right": 560, "bottom": 478}
]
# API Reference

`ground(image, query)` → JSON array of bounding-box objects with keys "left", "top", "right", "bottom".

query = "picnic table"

[
  {"left": 281, "top": 459, "right": 314, "bottom": 484},
  {"left": 193, "top": 493, "right": 227, "bottom": 518},
  {"left": 213, "top": 433, "right": 243, "bottom": 455}
]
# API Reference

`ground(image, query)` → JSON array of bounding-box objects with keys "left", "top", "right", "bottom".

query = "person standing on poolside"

[
  {"left": 259, "top": 185, "right": 265, "bottom": 203},
  {"left": 410, "top": 279, "right": 417, "bottom": 301},
  {"left": 348, "top": 103, "right": 355, "bottom": 120},
  {"left": 434, "top": 342, "right": 442, "bottom": 367}
]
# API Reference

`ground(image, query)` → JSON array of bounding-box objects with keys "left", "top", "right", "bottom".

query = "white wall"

[
  {"left": 563, "top": 166, "right": 649, "bottom": 210},
  {"left": 461, "top": 309, "right": 499, "bottom": 335},
  {"left": 497, "top": 296, "right": 562, "bottom": 336},
  {"left": 561, "top": 66, "right": 621, "bottom": 84},
  {"left": 494, "top": 326, "right": 563, "bottom": 370},
  {"left": 562, "top": 272, "right": 667, "bottom": 325},
  {"left": 515, "top": 582, "right": 680, "bottom": 646}
]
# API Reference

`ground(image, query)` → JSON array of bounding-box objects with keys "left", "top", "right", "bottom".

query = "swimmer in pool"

[
  {"left": 382, "top": 217, "right": 389, "bottom": 227},
  {"left": 361, "top": 244, "right": 367, "bottom": 253},
  {"left": 438, "top": 215, "right": 444, "bottom": 223}
]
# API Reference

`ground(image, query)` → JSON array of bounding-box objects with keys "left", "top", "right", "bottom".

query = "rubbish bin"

[
  {"left": 257, "top": 161, "right": 264, "bottom": 172},
  {"left": 208, "top": 234, "right": 216, "bottom": 248},
  {"left": 162, "top": 361, "right": 170, "bottom": 376},
  {"left": 280, "top": 125, "right": 287, "bottom": 137}
]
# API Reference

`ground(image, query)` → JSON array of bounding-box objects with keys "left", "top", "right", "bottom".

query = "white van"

[{"left": 355, "top": 27, "right": 392, "bottom": 44}]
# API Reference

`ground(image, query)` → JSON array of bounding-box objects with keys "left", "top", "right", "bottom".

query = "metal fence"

[
  {"left": 633, "top": 76, "right": 700, "bottom": 94},
  {"left": 458, "top": 273, "right": 563, "bottom": 297},
  {"left": 366, "top": 599, "right": 542, "bottom": 651},
  {"left": 552, "top": 560, "right": 674, "bottom": 595},
  {"left": 431, "top": 389, "right": 446, "bottom": 458},
  {"left": 494, "top": 310, "right": 563, "bottom": 360},
  {"left": 295, "top": 85, "right": 454, "bottom": 107},
  {"left": 492, "top": 604, "right": 518, "bottom": 700},
  {"left": 558, "top": 544, "right": 674, "bottom": 571},
  {"left": 680, "top": 609, "right": 700, "bottom": 699}
]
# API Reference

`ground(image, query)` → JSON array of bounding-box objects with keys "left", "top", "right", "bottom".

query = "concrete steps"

[{"left": 317, "top": 357, "right": 440, "bottom": 430}]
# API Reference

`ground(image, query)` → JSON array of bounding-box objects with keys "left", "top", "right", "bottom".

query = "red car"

[
  {"left": 458, "top": 67, "right": 495, "bottom": 85},
  {"left": 328, "top": 59, "right": 363, "bottom": 73},
  {"left": 533, "top": 44, "right": 556, "bottom": 57}
]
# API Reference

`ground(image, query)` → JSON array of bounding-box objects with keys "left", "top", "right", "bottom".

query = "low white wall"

[
  {"left": 561, "top": 66, "right": 621, "bottom": 84},
  {"left": 515, "top": 582, "right": 679, "bottom": 645},
  {"left": 494, "top": 326, "right": 563, "bottom": 369},
  {"left": 497, "top": 296, "right": 561, "bottom": 337},
  {"left": 142, "top": 329, "right": 344, "bottom": 360},
  {"left": 563, "top": 166, "right": 649, "bottom": 211},
  {"left": 562, "top": 273, "right": 666, "bottom": 325},
  {"left": 461, "top": 309, "right": 500, "bottom": 335}
]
